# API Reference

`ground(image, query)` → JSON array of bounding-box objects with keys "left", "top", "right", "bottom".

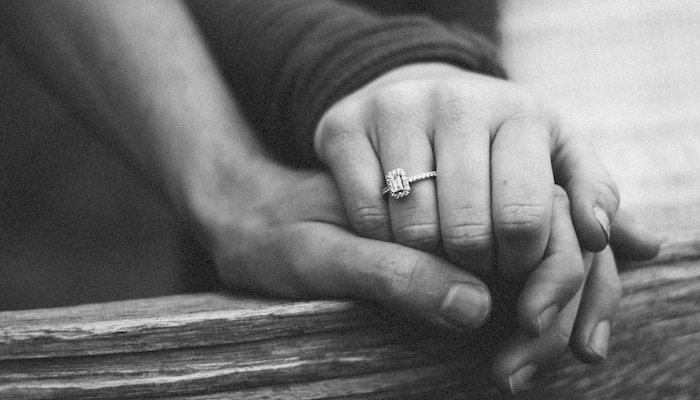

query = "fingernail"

[
  {"left": 439, "top": 283, "right": 491, "bottom": 330},
  {"left": 536, "top": 305, "right": 559, "bottom": 336},
  {"left": 508, "top": 364, "right": 537, "bottom": 395},
  {"left": 593, "top": 205, "right": 611, "bottom": 243},
  {"left": 587, "top": 320, "right": 610, "bottom": 361}
]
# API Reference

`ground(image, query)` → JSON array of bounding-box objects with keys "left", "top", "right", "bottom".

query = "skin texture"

[
  {"left": 0, "top": 0, "right": 659, "bottom": 394},
  {"left": 315, "top": 62, "right": 619, "bottom": 281}
]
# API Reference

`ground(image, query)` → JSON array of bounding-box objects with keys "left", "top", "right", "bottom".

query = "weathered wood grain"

[
  {"left": 0, "top": 229, "right": 697, "bottom": 363},
  {"left": 1, "top": 230, "right": 698, "bottom": 399},
  {"left": 0, "top": 295, "right": 366, "bottom": 361}
]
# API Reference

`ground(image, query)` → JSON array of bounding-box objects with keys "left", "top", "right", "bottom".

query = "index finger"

[{"left": 516, "top": 185, "right": 586, "bottom": 337}]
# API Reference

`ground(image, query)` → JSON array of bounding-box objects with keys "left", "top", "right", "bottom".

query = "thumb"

[{"left": 248, "top": 222, "right": 492, "bottom": 331}]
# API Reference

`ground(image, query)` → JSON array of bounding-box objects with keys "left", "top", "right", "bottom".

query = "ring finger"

[{"left": 378, "top": 114, "right": 439, "bottom": 252}]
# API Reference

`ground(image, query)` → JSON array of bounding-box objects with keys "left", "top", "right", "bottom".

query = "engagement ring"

[{"left": 382, "top": 168, "right": 437, "bottom": 199}]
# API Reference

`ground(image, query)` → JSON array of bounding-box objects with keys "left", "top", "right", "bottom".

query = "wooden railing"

[{"left": 1, "top": 228, "right": 699, "bottom": 399}]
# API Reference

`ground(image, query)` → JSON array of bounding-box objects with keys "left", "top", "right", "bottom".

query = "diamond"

[{"left": 385, "top": 168, "right": 410, "bottom": 199}]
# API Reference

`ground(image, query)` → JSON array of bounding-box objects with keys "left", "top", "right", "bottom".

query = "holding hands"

[
  {"left": 3, "top": 0, "right": 660, "bottom": 394},
  {"left": 199, "top": 151, "right": 646, "bottom": 394},
  {"left": 199, "top": 62, "right": 657, "bottom": 392},
  {"left": 311, "top": 62, "right": 658, "bottom": 391}
]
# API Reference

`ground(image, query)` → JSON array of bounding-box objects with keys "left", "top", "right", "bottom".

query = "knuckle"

[
  {"left": 497, "top": 90, "right": 560, "bottom": 130},
  {"left": 350, "top": 205, "right": 389, "bottom": 237},
  {"left": 434, "top": 82, "right": 475, "bottom": 115},
  {"left": 394, "top": 222, "right": 440, "bottom": 250},
  {"left": 496, "top": 201, "right": 550, "bottom": 239},
  {"left": 442, "top": 210, "right": 493, "bottom": 254},
  {"left": 365, "top": 86, "right": 429, "bottom": 139},
  {"left": 434, "top": 98, "right": 485, "bottom": 137},
  {"left": 316, "top": 109, "right": 366, "bottom": 158},
  {"left": 443, "top": 224, "right": 493, "bottom": 254},
  {"left": 314, "top": 99, "right": 367, "bottom": 151},
  {"left": 373, "top": 85, "right": 416, "bottom": 113}
]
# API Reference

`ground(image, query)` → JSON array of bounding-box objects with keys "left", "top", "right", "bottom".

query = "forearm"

[{"left": 0, "top": 0, "right": 265, "bottom": 215}]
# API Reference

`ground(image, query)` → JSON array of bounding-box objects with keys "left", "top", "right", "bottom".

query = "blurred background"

[
  {"left": 1, "top": 0, "right": 699, "bottom": 310},
  {"left": 500, "top": 0, "right": 700, "bottom": 230}
]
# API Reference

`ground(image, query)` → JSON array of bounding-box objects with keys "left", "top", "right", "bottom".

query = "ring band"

[{"left": 382, "top": 168, "right": 437, "bottom": 199}]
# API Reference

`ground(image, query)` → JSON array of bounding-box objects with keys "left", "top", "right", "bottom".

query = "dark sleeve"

[
  {"left": 343, "top": 0, "right": 501, "bottom": 43},
  {"left": 186, "top": 0, "right": 506, "bottom": 167}
]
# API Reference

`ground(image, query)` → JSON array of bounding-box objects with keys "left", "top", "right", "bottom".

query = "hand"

[
  {"left": 493, "top": 203, "right": 660, "bottom": 394},
  {"left": 192, "top": 159, "right": 493, "bottom": 332},
  {"left": 491, "top": 188, "right": 616, "bottom": 394},
  {"left": 314, "top": 62, "right": 618, "bottom": 283}
]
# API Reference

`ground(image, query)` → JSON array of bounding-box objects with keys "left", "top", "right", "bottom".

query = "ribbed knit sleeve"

[{"left": 186, "top": 0, "right": 506, "bottom": 167}]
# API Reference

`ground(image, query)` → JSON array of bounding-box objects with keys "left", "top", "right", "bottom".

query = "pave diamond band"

[{"left": 382, "top": 168, "right": 437, "bottom": 199}]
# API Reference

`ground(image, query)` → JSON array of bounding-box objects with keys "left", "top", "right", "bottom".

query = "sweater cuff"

[{"left": 280, "top": 16, "right": 507, "bottom": 165}]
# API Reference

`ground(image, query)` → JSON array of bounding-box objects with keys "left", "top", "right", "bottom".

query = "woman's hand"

[
  {"left": 315, "top": 62, "right": 618, "bottom": 282},
  {"left": 313, "top": 61, "right": 622, "bottom": 364}
]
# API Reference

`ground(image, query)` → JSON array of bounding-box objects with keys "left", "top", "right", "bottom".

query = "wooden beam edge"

[{"left": 1, "top": 230, "right": 698, "bottom": 361}]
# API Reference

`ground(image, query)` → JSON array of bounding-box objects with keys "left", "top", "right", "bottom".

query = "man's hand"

[{"left": 192, "top": 161, "right": 493, "bottom": 332}]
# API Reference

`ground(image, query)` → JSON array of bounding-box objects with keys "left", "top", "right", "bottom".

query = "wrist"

[{"left": 177, "top": 131, "right": 274, "bottom": 233}]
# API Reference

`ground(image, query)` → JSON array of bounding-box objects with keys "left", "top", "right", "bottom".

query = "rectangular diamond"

[{"left": 386, "top": 168, "right": 410, "bottom": 198}]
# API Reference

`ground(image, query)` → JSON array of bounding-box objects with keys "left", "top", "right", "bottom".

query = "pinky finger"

[{"left": 570, "top": 246, "right": 622, "bottom": 364}]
